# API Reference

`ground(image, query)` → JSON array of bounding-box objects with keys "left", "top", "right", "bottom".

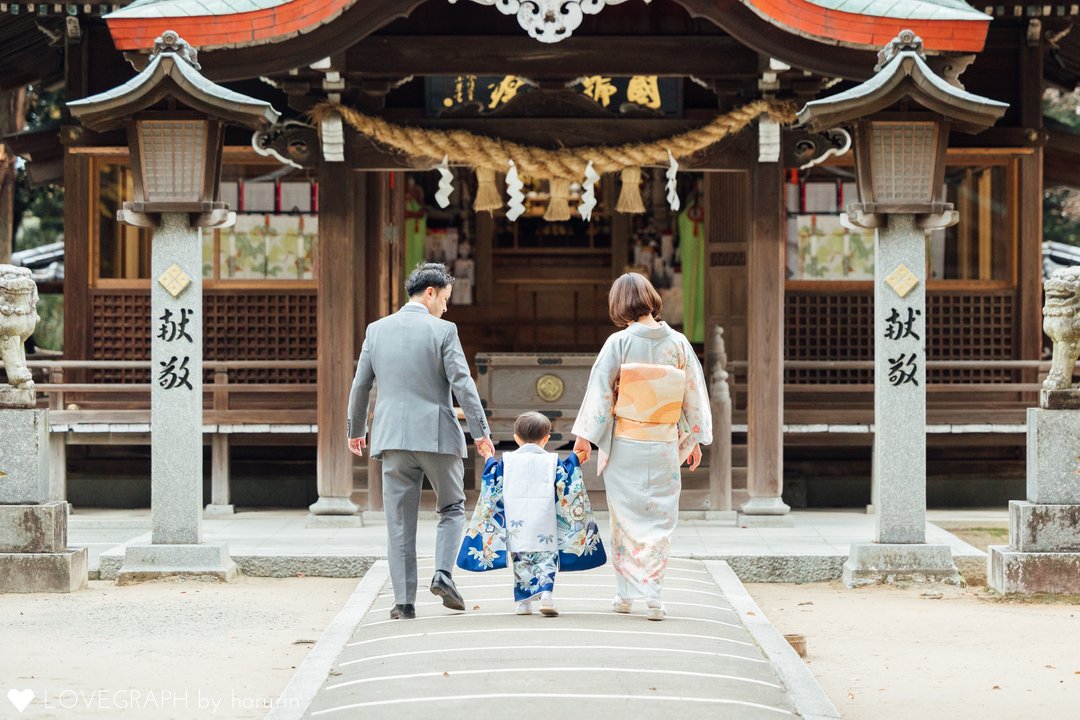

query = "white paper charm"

[
  {"left": 665, "top": 150, "right": 680, "bottom": 213},
  {"left": 506, "top": 160, "right": 526, "bottom": 221},
  {"left": 578, "top": 160, "right": 600, "bottom": 221},
  {"left": 435, "top": 154, "right": 454, "bottom": 208}
]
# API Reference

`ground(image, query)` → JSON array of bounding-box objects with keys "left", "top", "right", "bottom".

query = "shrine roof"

[
  {"left": 103, "top": 0, "right": 990, "bottom": 54},
  {"left": 740, "top": 0, "right": 989, "bottom": 52}
]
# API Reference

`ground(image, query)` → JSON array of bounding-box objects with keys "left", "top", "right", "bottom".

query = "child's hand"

[
  {"left": 476, "top": 437, "right": 495, "bottom": 459},
  {"left": 573, "top": 436, "right": 592, "bottom": 463}
]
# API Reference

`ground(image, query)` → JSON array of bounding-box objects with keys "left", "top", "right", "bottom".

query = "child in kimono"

[{"left": 457, "top": 411, "right": 606, "bottom": 616}]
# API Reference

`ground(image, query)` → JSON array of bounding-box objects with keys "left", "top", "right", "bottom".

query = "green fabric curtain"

[
  {"left": 678, "top": 201, "right": 705, "bottom": 343},
  {"left": 404, "top": 196, "right": 427, "bottom": 273}
]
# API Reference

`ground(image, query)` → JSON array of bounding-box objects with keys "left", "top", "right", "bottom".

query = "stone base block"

[
  {"left": 305, "top": 513, "right": 364, "bottom": 528},
  {"left": 0, "top": 501, "right": 68, "bottom": 552},
  {"left": 738, "top": 497, "right": 792, "bottom": 516},
  {"left": 738, "top": 513, "right": 796, "bottom": 528},
  {"left": 842, "top": 543, "right": 961, "bottom": 588},
  {"left": 1008, "top": 501, "right": 1080, "bottom": 552},
  {"left": 308, "top": 496, "right": 360, "bottom": 516},
  {"left": 1027, "top": 408, "right": 1080, "bottom": 504},
  {"left": 1040, "top": 389, "right": 1080, "bottom": 409},
  {"left": 0, "top": 407, "right": 49, "bottom": 503},
  {"left": 204, "top": 504, "right": 235, "bottom": 517},
  {"left": 0, "top": 547, "right": 88, "bottom": 593},
  {"left": 0, "top": 387, "right": 35, "bottom": 408},
  {"left": 116, "top": 542, "right": 238, "bottom": 585},
  {"left": 989, "top": 545, "right": 1080, "bottom": 594}
]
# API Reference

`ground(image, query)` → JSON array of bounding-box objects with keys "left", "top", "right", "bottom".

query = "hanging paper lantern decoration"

[
  {"left": 665, "top": 150, "right": 680, "bottom": 213},
  {"left": 435, "top": 154, "right": 454, "bottom": 209},
  {"left": 506, "top": 160, "right": 525, "bottom": 221},
  {"left": 474, "top": 166, "right": 503, "bottom": 212},
  {"left": 579, "top": 160, "right": 599, "bottom": 221},
  {"left": 616, "top": 166, "right": 645, "bottom": 214}
]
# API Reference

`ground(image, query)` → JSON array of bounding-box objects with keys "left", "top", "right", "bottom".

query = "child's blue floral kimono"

[{"left": 457, "top": 447, "right": 606, "bottom": 602}]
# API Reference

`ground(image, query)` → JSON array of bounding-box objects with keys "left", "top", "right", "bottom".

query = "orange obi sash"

[{"left": 613, "top": 363, "right": 686, "bottom": 442}]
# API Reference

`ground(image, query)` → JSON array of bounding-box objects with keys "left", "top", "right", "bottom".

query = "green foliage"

[
  {"left": 1045, "top": 186, "right": 1080, "bottom": 248},
  {"left": 11, "top": 83, "right": 65, "bottom": 350}
]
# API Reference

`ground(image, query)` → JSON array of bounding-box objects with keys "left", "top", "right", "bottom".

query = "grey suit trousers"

[{"left": 380, "top": 449, "right": 465, "bottom": 604}]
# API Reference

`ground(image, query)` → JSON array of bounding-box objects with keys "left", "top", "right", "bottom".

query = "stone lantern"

[
  {"left": 67, "top": 31, "right": 280, "bottom": 583},
  {"left": 797, "top": 30, "right": 1007, "bottom": 587}
]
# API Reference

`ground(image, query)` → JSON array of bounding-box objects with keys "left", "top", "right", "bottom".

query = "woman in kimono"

[{"left": 572, "top": 272, "right": 712, "bottom": 621}]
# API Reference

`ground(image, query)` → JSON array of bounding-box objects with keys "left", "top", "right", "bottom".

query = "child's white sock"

[{"left": 515, "top": 600, "right": 533, "bottom": 615}]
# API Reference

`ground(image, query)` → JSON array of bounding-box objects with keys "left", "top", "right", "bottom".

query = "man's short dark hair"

[
  {"left": 514, "top": 411, "right": 551, "bottom": 444},
  {"left": 405, "top": 263, "right": 455, "bottom": 297}
]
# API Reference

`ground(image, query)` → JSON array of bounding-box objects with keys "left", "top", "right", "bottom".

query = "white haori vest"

[{"left": 502, "top": 444, "right": 559, "bottom": 553}]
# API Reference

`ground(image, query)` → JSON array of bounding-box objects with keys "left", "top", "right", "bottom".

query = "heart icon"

[{"left": 7, "top": 689, "right": 34, "bottom": 713}]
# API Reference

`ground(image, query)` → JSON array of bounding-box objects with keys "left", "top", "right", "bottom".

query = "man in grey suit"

[{"left": 347, "top": 263, "right": 493, "bottom": 620}]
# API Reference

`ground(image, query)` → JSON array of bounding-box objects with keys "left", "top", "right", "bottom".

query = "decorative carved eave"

[
  {"left": 796, "top": 32, "right": 1007, "bottom": 133},
  {"left": 67, "top": 33, "right": 279, "bottom": 131}
]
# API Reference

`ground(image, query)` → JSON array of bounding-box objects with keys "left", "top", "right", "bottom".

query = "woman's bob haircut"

[{"left": 608, "top": 272, "right": 663, "bottom": 328}]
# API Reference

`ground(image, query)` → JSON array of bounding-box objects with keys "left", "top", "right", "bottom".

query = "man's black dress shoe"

[
  {"left": 389, "top": 603, "right": 416, "bottom": 619},
  {"left": 429, "top": 570, "right": 466, "bottom": 611}
]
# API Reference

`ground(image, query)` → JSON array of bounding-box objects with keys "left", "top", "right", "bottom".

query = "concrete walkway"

[
  {"left": 266, "top": 559, "right": 840, "bottom": 720},
  {"left": 69, "top": 508, "right": 993, "bottom": 583}
]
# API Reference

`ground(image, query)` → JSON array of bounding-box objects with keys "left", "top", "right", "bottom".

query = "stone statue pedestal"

[
  {"left": 989, "top": 406, "right": 1080, "bottom": 593},
  {"left": 0, "top": 403, "right": 88, "bottom": 593},
  {"left": 843, "top": 543, "right": 960, "bottom": 587}
]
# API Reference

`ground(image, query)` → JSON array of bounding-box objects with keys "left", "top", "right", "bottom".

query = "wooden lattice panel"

[
  {"left": 204, "top": 290, "right": 318, "bottom": 382},
  {"left": 784, "top": 289, "right": 1016, "bottom": 384},
  {"left": 91, "top": 290, "right": 151, "bottom": 382},
  {"left": 785, "top": 291, "right": 874, "bottom": 383},
  {"left": 926, "top": 292, "right": 1014, "bottom": 382},
  {"left": 90, "top": 289, "right": 318, "bottom": 383}
]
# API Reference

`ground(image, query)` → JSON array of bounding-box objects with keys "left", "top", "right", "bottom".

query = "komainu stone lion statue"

[
  {"left": 0, "top": 264, "right": 39, "bottom": 389},
  {"left": 1043, "top": 266, "right": 1080, "bottom": 392}
]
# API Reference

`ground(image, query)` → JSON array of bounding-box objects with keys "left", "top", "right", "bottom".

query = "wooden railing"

[
  {"left": 25, "top": 360, "right": 318, "bottom": 426},
  {"left": 728, "top": 359, "right": 1054, "bottom": 425}
]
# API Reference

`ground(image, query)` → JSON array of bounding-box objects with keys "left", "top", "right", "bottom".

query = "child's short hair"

[{"left": 514, "top": 411, "right": 551, "bottom": 443}]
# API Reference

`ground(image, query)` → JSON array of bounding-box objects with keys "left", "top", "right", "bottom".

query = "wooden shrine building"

[{"left": 1, "top": 0, "right": 1075, "bottom": 512}]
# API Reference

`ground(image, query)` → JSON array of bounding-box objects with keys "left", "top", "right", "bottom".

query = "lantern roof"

[
  {"left": 796, "top": 29, "right": 1007, "bottom": 134},
  {"left": 67, "top": 30, "right": 280, "bottom": 133}
]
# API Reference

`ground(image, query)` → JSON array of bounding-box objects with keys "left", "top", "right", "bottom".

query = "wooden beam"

[
  {"left": 746, "top": 159, "right": 786, "bottom": 509},
  {"left": 344, "top": 35, "right": 759, "bottom": 77},
  {"left": 315, "top": 160, "right": 358, "bottom": 509}
]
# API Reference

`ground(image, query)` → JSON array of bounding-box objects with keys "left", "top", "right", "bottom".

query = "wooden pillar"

[
  {"left": 742, "top": 160, "right": 789, "bottom": 516},
  {"left": 1018, "top": 23, "right": 1044, "bottom": 385},
  {"left": 62, "top": 151, "right": 89, "bottom": 364},
  {"left": 207, "top": 368, "right": 232, "bottom": 514},
  {"left": 311, "top": 160, "right": 359, "bottom": 515}
]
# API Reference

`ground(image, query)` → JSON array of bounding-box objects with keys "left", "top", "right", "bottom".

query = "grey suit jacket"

[{"left": 347, "top": 304, "right": 490, "bottom": 458}]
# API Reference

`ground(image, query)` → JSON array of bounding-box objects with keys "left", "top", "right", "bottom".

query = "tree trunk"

[{"left": 0, "top": 87, "right": 27, "bottom": 264}]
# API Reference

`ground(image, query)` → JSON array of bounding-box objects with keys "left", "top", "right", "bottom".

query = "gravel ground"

[
  {"left": 1, "top": 576, "right": 358, "bottom": 719},
  {"left": 747, "top": 581, "right": 1080, "bottom": 720}
]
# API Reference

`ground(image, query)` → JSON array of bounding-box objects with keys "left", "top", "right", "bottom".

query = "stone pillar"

[
  {"left": 989, "top": 400, "right": 1080, "bottom": 593},
  {"left": 116, "top": 214, "right": 236, "bottom": 583},
  {"left": 0, "top": 265, "right": 87, "bottom": 592},
  {"left": 842, "top": 215, "right": 958, "bottom": 586}
]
